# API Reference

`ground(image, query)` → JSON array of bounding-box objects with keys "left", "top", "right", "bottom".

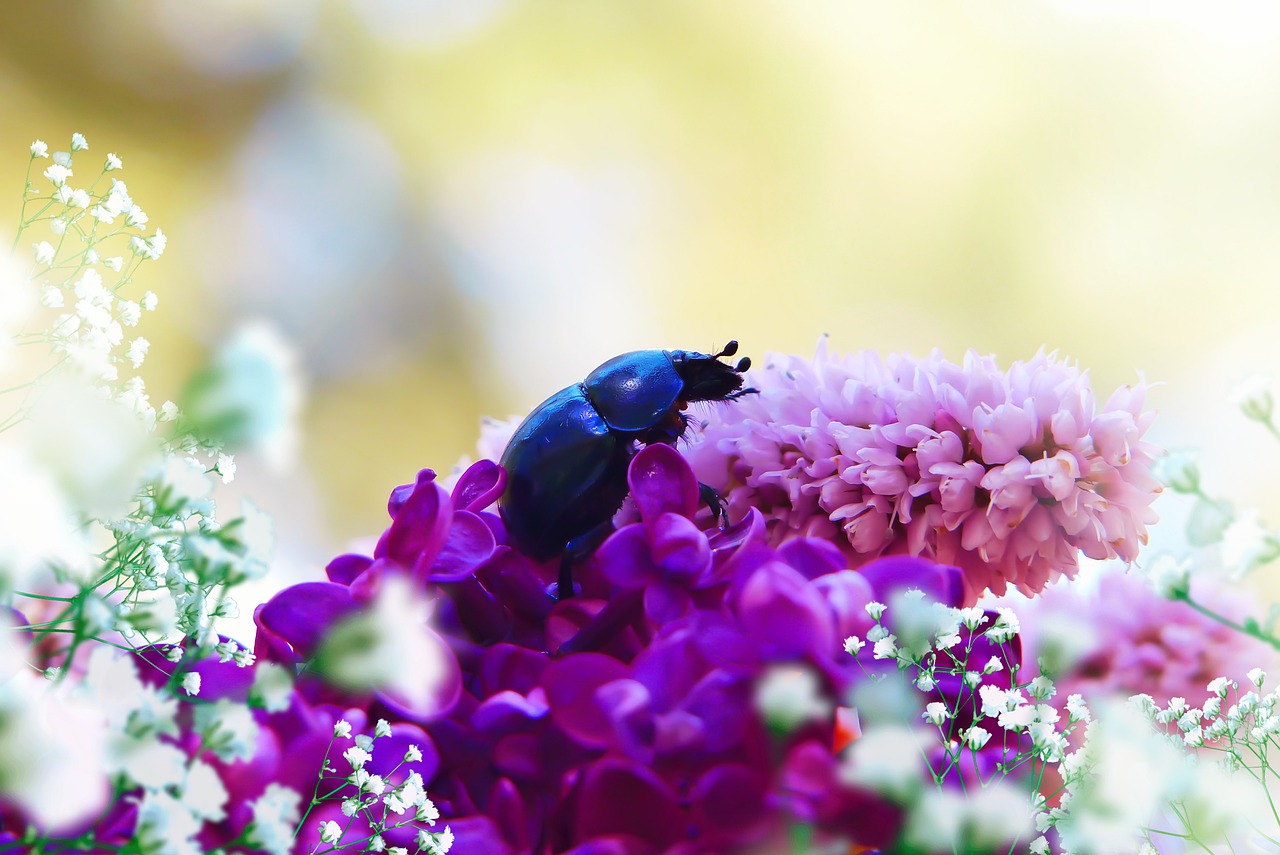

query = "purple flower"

[
  {"left": 250, "top": 446, "right": 986, "bottom": 852},
  {"left": 683, "top": 340, "right": 1163, "bottom": 603}
]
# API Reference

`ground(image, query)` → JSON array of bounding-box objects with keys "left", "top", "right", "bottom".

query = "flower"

[
  {"left": 30, "top": 140, "right": 48, "bottom": 158},
  {"left": 105, "top": 152, "right": 122, "bottom": 171},
  {"left": 253, "top": 447, "right": 980, "bottom": 851},
  {"left": 684, "top": 340, "right": 1162, "bottom": 602},
  {"left": 70, "top": 132, "right": 88, "bottom": 152},
  {"left": 32, "top": 241, "right": 55, "bottom": 265},
  {"left": 1011, "top": 566, "right": 1274, "bottom": 711}
]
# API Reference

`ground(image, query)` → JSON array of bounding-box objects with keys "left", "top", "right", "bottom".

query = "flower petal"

[
  {"left": 628, "top": 443, "right": 698, "bottom": 522},
  {"left": 452, "top": 459, "right": 507, "bottom": 512}
]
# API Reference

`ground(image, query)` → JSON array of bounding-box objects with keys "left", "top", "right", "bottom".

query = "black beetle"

[{"left": 498, "top": 342, "right": 753, "bottom": 599}]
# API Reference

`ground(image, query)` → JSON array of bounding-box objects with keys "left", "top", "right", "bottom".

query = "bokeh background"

[{"left": 4, "top": 0, "right": 1280, "bottom": 610}]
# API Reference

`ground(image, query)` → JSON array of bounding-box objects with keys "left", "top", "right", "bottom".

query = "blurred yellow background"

[{"left": 4, "top": 0, "right": 1280, "bottom": 593}]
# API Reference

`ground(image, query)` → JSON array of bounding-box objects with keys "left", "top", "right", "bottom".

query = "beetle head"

[{"left": 671, "top": 340, "right": 754, "bottom": 403}]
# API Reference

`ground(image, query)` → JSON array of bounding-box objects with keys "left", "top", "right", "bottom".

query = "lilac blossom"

[
  {"left": 251, "top": 445, "right": 1014, "bottom": 852},
  {"left": 682, "top": 339, "right": 1162, "bottom": 602}
]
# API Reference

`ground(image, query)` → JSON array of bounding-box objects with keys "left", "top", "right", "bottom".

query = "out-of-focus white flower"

[
  {"left": 1144, "top": 553, "right": 1192, "bottom": 599},
  {"left": 180, "top": 321, "right": 305, "bottom": 469},
  {"left": 837, "top": 725, "right": 926, "bottom": 803},
  {"left": 0, "top": 665, "right": 113, "bottom": 832},
  {"left": 127, "top": 337, "right": 150, "bottom": 368},
  {"left": 105, "top": 152, "right": 122, "bottom": 171},
  {"left": 32, "top": 241, "right": 55, "bottom": 265},
  {"left": 753, "top": 664, "right": 833, "bottom": 732},
  {"left": 1230, "top": 375, "right": 1274, "bottom": 423},
  {"left": 52, "top": 151, "right": 71, "bottom": 168},
  {"left": 246, "top": 784, "right": 301, "bottom": 855},
  {"left": 1221, "top": 511, "right": 1276, "bottom": 579},
  {"left": 181, "top": 672, "right": 202, "bottom": 696},
  {"left": 315, "top": 574, "right": 458, "bottom": 719},
  {"left": 251, "top": 663, "right": 294, "bottom": 713},
  {"left": 901, "top": 780, "right": 1032, "bottom": 854},
  {"left": 30, "top": 140, "right": 48, "bottom": 158},
  {"left": 0, "top": 444, "right": 89, "bottom": 591},
  {"left": 134, "top": 790, "right": 202, "bottom": 855},
  {"left": 22, "top": 378, "right": 159, "bottom": 521},
  {"left": 70, "top": 132, "right": 88, "bottom": 152}
]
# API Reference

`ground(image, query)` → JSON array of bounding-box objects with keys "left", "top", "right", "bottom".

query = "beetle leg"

[
  {"left": 558, "top": 521, "right": 615, "bottom": 600},
  {"left": 698, "top": 482, "right": 730, "bottom": 528}
]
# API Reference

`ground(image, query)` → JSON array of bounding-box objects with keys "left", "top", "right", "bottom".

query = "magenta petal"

[
  {"left": 777, "top": 538, "right": 847, "bottom": 580},
  {"left": 857, "top": 555, "right": 964, "bottom": 607},
  {"left": 349, "top": 558, "right": 399, "bottom": 602},
  {"left": 254, "top": 582, "right": 360, "bottom": 663},
  {"left": 326, "top": 553, "right": 372, "bottom": 586},
  {"left": 691, "top": 764, "right": 768, "bottom": 842},
  {"left": 545, "top": 653, "right": 632, "bottom": 748},
  {"left": 628, "top": 444, "right": 699, "bottom": 522},
  {"left": 377, "top": 469, "right": 453, "bottom": 568},
  {"left": 472, "top": 689, "right": 550, "bottom": 736},
  {"left": 596, "top": 525, "right": 658, "bottom": 588},
  {"left": 424, "top": 510, "right": 496, "bottom": 582},
  {"left": 735, "top": 563, "right": 835, "bottom": 661},
  {"left": 644, "top": 583, "right": 692, "bottom": 625},
  {"left": 573, "top": 759, "right": 684, "bottom": 849},
  {"left": 452, "top": 459, "right": 507, "bottom": 513},
  {"left": 649, "top": 513, "right": 711, "bottom": 582}
]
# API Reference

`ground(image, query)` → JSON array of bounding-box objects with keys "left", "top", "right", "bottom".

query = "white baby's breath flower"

[
  {"left": 343, "top": 745, "right": 371, "bottom": 769},
  {"left": 375, "top": 718, "right": 392, "bottom": 738},
  {"left": 844, "top": 636, "right": 864, "bottom": 656},
  {"left": 1221, "top": 510, "right": 1276, "bottom": 578},
  {"left": 30, "top": 140, "right": 48, "bottom": 158},
  {"left": 754, "top": 664, "right": 833, "bottom": 731},
  {"left": 40, "top": 285, "right": 63, "bottom": 308},
  {"left": 1248, "top": 667, "right": 1267, "bottom": 688},
  {"left": 319, "top": 819, "right": 341, "bottom": 844},
  {"left": 53, "top": 151, "right": 71, "bottom": 168},
  {"left": 334, "top": 720, "right": 352, "bottom": 739},
  {"left": 865, "top": 601, "right": 886, "bottom": 621},
  {"left": 69, "top": 188, "right": 90, "bottom": 209},
  {"left": 985, "top": 608, "right": 1020, "bottom": 643},
  {"left": 1066, "top": 694, "right": 1091, "bottom": 723},
  {"left": 405, "top": 744, "right": 423, "bottom": 763},
  {"left": 33, "top": 241, "right": 55, "bottom": 265},
  {"left": 159, "top": 400, "right": 180, "bottom": 422},
  {"left": 1231, "top": 374, "right": 1274, "bottom": 423},
  {"left": 70, "top": 132, "right": 88, "bottom": 152},
  {"left": 922, "top": 702, "right": 948, "bottom": 726},
  {"left": 107, "top": 256, "right": 125, "bottom": 273},
  {"left": 216, "top": 453, "right": 236, "bottom": 484},
  {"left": 181, "top": 671, "right": 201, "bottom": 696},
  {"left": 963, "top": 725, "right": 991, "bottom": 750},
  {"left": 43, "top": 164, "right": 72, "bottom": 186},
  {"left": 872, "top": 634, "right": 898, "bottom": 660},
  {"left": 126, "top": 338, "right": 150, "bottom": 368},
  {"left": 106, "top": 152, "right": 122, "bottom": 171}
]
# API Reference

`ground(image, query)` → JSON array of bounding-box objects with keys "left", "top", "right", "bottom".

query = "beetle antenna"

[
  {"left": 715, "top": 340, "right": 739, "bottom": 359},
  {"left": 734, "top": 356, "right": 751, "bottom": 373}
]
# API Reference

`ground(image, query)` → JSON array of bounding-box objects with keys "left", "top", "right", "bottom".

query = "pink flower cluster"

[
  {"left": 684, "top": 339, "right": 1162, "bottom": 603},
  {"left": 1014, "top": 567, "right": 1274, "bottom": 708}
]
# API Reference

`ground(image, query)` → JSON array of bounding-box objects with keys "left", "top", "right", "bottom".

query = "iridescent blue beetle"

[{"left": 499, "top": 342, "right": 753, "bottom": 599}]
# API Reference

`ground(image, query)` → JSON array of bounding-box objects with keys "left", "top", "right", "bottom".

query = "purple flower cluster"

[
  {"left": 683, "top": 340, "right": 1162, "bottom": 603},
  {"left": 251, "top": 444, "right": 1016, "bottom": 853}
]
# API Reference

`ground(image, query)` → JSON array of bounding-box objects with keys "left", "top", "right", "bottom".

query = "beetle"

[{"left": 498, "top": 341, "right": 754, "bottom": 599}]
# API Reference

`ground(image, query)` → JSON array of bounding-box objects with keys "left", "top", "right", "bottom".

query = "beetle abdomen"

[{"left": 499, "top": 385, "right": 633, "bottom": 559}]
